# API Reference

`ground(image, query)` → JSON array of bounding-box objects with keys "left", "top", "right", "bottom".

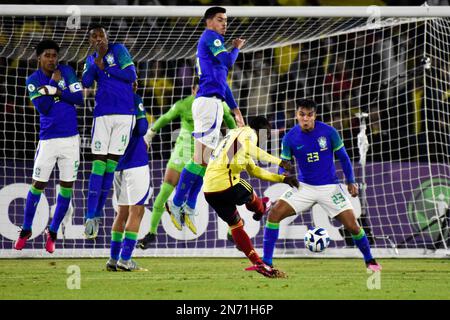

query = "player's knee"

[
  {"left": 94, "top": 154, "right": 107, "bottom": 162},
  {"left": 32, "top": 180, "right": 47, "bottom": 190},
  {"left": 268, "top": 201, "right": 290, "bottom": 223},
  {"left": 59, "top": 180, "right": 73, "bottom": 189},
  {"left": 107, "top": 154, "right": 121, "bottom": 162},
  {"left": 223, "top": 211, "right": 241, "bottom": 226}
]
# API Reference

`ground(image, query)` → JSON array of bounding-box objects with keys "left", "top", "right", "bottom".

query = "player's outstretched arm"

[
  {"left": 144, "top": 101, "right": 180, "bottom": 145},
  {"left": 246, "top": 159, "right": 284, "bottom": 183},
  {"left": 244, "top": 138, "right": 281, "bottom": 166}
]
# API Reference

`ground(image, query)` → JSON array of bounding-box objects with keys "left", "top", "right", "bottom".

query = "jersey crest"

[
  {"left": 58, "top": 79, "right": 66, "bottom": 90},
  {"left": 318, "top": 136, "right": 328, "bottom": 151},
  {"left": 106, "top": 53, "right": 115, "bottom": 66}
]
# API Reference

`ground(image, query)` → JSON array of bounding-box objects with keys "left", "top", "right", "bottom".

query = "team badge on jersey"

[
  {"left": 106, "top": 53, "right": 115, "bottom": 66},
  {"left": 214, "top": 39, "right": 222, "bottom": 47},
  {"left": 28, "top": 84, "right": 35, "bottom": 92},
  {"left": 318, "top": 136, "right": 328, "bottom": 151},
  {"left": 138, "top": 102, "right": 144, "bottom": 112},
  {"left": 58, "top": 79, "right": 66, "bottom": 90}
]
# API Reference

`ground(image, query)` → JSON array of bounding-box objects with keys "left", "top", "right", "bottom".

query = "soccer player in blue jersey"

[
  {"left": 14, "top": 40, "right": 83, "bottom": 253},
  {"left": 166, "top": 7, "right": 246, "bottom": 233},
  {"left": 105, "top": 81, "right": 149, "bottom": 271},
  {"left": 261, "top": 99, "right": 382, "bottom": 273},
  {"left": 82, "top": 24, "right": 137, "bottom": 239}
]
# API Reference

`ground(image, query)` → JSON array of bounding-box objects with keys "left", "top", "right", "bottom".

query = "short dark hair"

[
  {"left": 296, "top": 99, "right": 317, "bottom": 112},
  {"left": 204, "top": 6, "right": 226, "bottom": 21},
  {"left": 249, "top": 116, "right": 271, "bottom": 132},
  {"left": 88, "top": 23, "right": 107, "bottom": 34},
  {"left": 36, "top": 39, "right": 60, "bottom": 56}
]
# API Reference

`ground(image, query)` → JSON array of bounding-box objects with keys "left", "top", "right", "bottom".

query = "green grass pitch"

[{"left": 0, "top": 258, "right": 449, "bottom": 300}]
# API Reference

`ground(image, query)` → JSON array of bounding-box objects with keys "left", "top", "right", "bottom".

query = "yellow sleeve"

[
  {"left": 246, "top": 158, "right": 285, "bottom": 183},
  {"left": 240, "top": 128, "right": 282, "bottom": 165}
]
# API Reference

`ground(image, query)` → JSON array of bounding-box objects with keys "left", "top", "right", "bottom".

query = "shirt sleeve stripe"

[
  {"left": 213, "top": 49, "right": 227, "bottom": 56},
  {"left": 30, "top": 94, "right": 42, "bottom": 101},
  {"left": 281, "top": 154, "right": 292, "bottom": 160},
  {"left": 333, "top": 143, "right": 344, "bottom": 152},
  {"left": 120, "top": 61, "right": 134, "bottom": 69}
]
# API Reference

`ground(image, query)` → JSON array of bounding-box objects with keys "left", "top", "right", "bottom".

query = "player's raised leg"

[
  {"left": 205, "top": 182, "right": 286, "bottom": 279},
  {"left": 182, "top": 161, "right": 206, "bottom": 235}
]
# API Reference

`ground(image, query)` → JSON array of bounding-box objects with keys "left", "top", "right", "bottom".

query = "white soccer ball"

[{"left": 304, "top": 227, "right": 331, "bottom": 253}]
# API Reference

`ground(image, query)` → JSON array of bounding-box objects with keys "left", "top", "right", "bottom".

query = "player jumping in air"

[
  {"left": 166, "top": 6, "right": 246, "bottom": 234},
  {"left": 15, "top": 40, "right": 83, "bottom": 253},
  {"left": 261, "top": 99, "right": 382, "bottom": 274},
  {"left": 203, "top": 116, "right": 297, "bottom": 278},
  {"left": 106, "top": 81, "right": 149, "bottom": 272},
  {"left": 82, "top": 24, "right": 137, "bottom": 239},
  {"left": 138, "top": 80, "right": 236, "bottom": 248}
]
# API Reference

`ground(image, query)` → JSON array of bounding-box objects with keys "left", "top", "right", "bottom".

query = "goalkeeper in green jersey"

[{"left": 137, "top": 79, "right": 237, "bottom": 248}]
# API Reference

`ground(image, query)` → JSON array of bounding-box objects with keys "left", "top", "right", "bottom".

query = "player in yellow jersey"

[{"left": 203, "top": 116, "right": 298, "bottom": 278}]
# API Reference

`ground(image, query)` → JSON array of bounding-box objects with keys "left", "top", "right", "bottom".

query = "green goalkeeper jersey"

[{"left": 152, "top": 95, "right": 237, "bottom": 147}]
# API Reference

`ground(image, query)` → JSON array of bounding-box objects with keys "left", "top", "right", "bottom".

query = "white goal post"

[{"left": 1, "top": 5, "right": 449, "bottom": 258}]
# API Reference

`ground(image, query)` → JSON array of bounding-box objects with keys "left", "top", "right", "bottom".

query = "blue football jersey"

[
  {"left": 26, "top": 64, "right": 81, "bottom": 140},
  {"left": 281, "top": 121, "right": 347, "bottom": 185},
  {"left": 195, "top": 29, "right": 238, "bottom": 107},
  {"left": 116, "top": 94, "right": 149, "bottom": 171},
  {"left": 82, "top": 43, "right": 136, "bottom": 118}
]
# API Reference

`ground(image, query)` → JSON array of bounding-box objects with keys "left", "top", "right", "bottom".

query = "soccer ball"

[{"left": 304, "top": 227, "right": 331, "bottom": 253}]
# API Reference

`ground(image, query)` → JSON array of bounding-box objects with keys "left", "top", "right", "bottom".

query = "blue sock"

[
  {"left": 262, "top": 221, "right": 280, "bottom": 266},
  {"left": 110, "top": 231, "right": 123, "bottom": 261},
  {"left": 352, "top": 228, "right": 373, "bottom": 262},
  {"left": 86, "top": 160, "right": 106, "bottom": 219},
  {"left": 95, "top": 190, "right": 109, "bottom": 218},
  {"left": 49, "top": 187, "right": 72, "bottom": 233},
  {"left": 95, "top": 170, "right": 115, "bottom": 218},
  {"left": 22, "top": 186, "right": 43, "bottom": 231},
  {"left": 120, "top": 231, "right": 138, "bottom": 261},
  {"left": 186, "top": 175, "right": 204, "bottom": 209},
  {"left": 173, "top": 165, "right": 202, "bottom": 207}
]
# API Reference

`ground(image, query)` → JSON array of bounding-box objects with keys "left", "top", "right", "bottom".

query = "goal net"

[{"left": 1, "top": 6, "right": 449, "bottom": 258}]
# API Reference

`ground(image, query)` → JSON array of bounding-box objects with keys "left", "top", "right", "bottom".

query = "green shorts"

[{"left": 167, "top": 138, "right": 194, "bottom": 173}]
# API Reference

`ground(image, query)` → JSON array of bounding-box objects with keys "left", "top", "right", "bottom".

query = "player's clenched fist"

[
  {"left": 279, "top": 159, "right": 293, "bottom": 171},
  {"left": 232, "top": 38, "right": 246, "bottom": 50},
  {"left": 283, "top": 175, "right": 299, "bottom": 188},
  {"left": 51, "top": 69, "right": 62, "bottom": 82}
]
